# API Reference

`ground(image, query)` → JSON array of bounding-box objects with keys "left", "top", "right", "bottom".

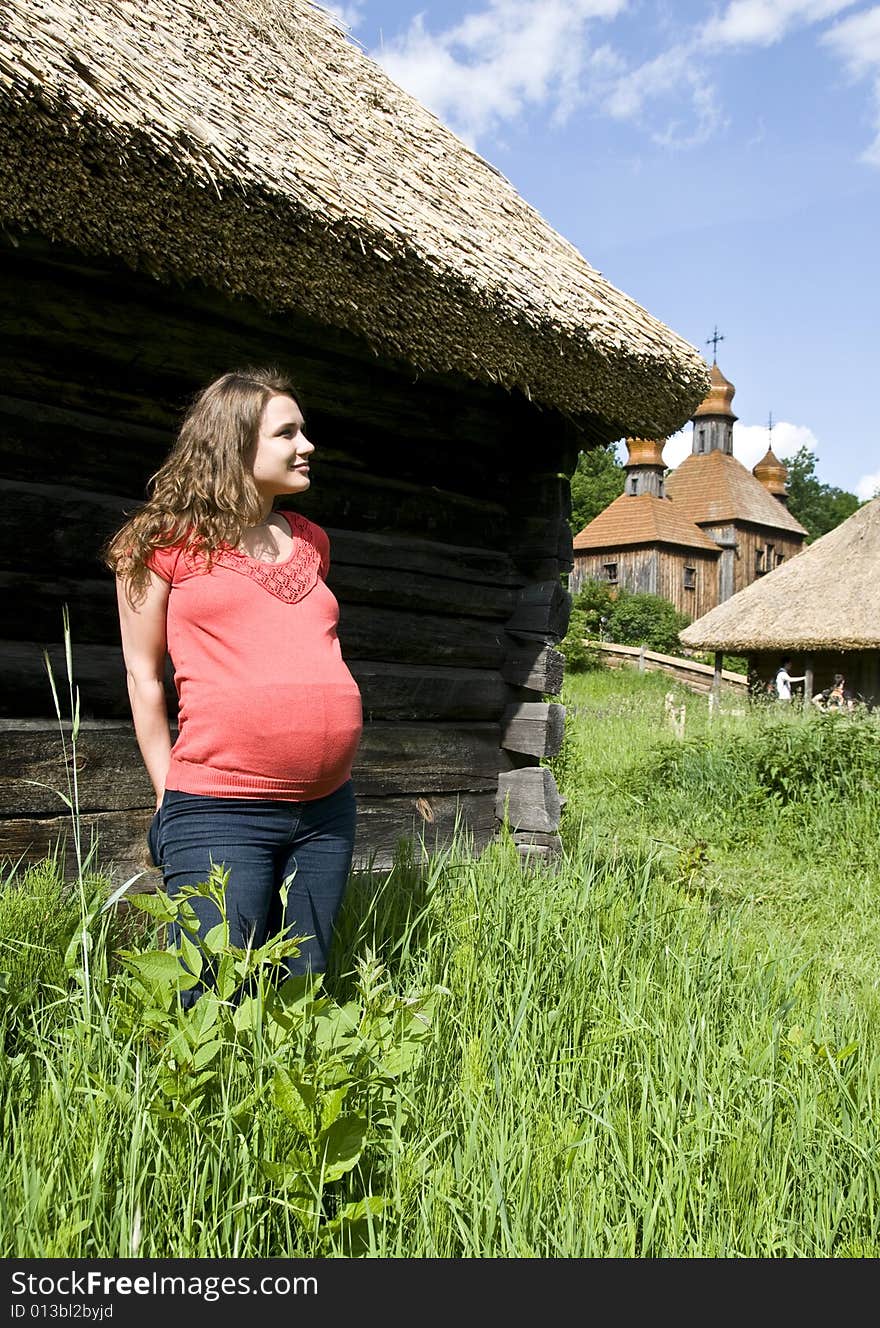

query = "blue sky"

[{"left": 324, "top": 0, "right": 879, "bottom": 498}]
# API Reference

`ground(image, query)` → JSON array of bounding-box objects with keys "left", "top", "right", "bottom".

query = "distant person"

[
  {"left": 812, "top": 673, "right": 854, "bottom": 712},
  {"left": 774, "top": 657, "right": 805, "bottom": 703}
]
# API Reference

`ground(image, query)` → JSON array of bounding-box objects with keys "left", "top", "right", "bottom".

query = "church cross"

[{"left": 706, "top": 326, "right": 724, "bottom": 361}]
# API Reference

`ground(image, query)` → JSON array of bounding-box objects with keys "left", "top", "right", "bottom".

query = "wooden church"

[{"left": 571, "top": 357, "right": 808, "bottom": 615}]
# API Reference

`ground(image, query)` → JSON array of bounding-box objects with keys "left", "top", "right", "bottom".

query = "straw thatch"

[
  {"left": 679, "top": 497, "right": 880, "bottom": 652},
  {"left": 0, "top": 0, "right": 709, "bottom": 437}
]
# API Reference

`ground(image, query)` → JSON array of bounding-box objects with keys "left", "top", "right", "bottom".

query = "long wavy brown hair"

[{"left": 104, "top": 367, "right": 301, "bottom": 600}]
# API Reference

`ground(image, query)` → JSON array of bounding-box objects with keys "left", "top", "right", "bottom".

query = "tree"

[
  {"left": 568, "top": 443, "right": 625, "bottom": 535},
  {"left": 780, "top": 446, "right": 861, "bottom": 542}
]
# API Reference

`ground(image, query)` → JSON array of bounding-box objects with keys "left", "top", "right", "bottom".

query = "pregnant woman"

[{"left": 105, "top": 367, "right": 362, "bottom": 1001}]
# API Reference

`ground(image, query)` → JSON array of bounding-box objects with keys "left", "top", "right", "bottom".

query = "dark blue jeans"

[{"left": 146, "top": 780, "right": 356, "bottom": 998}]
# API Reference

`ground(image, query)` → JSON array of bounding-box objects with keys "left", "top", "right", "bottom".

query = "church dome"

[
  {"left": 624, "top": 437, "right": 666, "bottom": 468},
  {"left": 694, "top": 362, "right": 737, "bottom": 419},
  {"left": 752, "top": 447, "right": 788, "bottom": 497}
]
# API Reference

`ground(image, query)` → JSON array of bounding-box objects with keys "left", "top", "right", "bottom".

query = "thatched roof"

[
  {"left": 573, "top": 493, "right": 720, "bottom": 555},
  {"left": 679, "top": 497, "right": 880, "bottom": 652},
  {"left": 665, "top": 451, "right": 808, "bottom": 536},
  {"left": 0, "top": 0, "right": 709, "bottom": 437}
]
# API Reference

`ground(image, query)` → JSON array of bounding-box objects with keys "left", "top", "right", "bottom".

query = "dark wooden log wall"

[{"left": 0, "top": 235, "right": 578, "bottom": 877}]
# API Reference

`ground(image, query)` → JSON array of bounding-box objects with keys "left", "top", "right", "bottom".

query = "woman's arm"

[{"left": 116, "top": 571, "right": 173, "bottom": 809}]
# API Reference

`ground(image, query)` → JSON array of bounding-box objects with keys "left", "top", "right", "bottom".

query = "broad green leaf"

[
  {"left": 177, "top": 932, "right": 203, "bottom": 982},
  {"left": 320, "top": 1113, "right": 366, "bottom": 1181},
  {"left": 128, "top": 893, "right": 178, "bottom": 922},
  {"left": 273, "top": 1068, "right": 316, "bottom": 1137},
  {"left": 203, "top": 921, "right": 229, "bottom": 955},
  {"left": 319, "top": 1084, "right": 348, "bottom": 1132},
  {"left": 192, "top": 1039, "right": 223, "bottom": 1071},
  {"left": 120, "top": 950, "right": 183, "bottom": 986}
]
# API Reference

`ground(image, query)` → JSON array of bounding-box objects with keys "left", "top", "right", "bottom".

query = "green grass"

[{"left": 2, "top": 665, "right": 879, "bottom": 1257}]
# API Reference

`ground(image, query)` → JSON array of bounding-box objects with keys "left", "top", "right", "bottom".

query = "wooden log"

[
  {"left": 0, "top": 476, "right": 512, "bottom": 571},
  {"left": 0, "top": 793, "right": 498, "bottom": 885},
  {"left": 501, "top": 644, "right": 564, "bottom": 695},
  {"left": 1, "top": 563, "right": 514, "bottom": 646},
  {"left": 0, "top": 721, "right": 511, "bottom": 815},
  {"left": 323, "top": 528, "right": 521, "bottom": 587},
  {"left": 500, "top": 703, "right": 566, "bottom": 759},
  {"left": 495, "top": 767, "right": 563, "bottom": 833},
  {"left": 0, "top": 573, "right": 118, "bottom": 644},
  {"left": 337, "top": 605, "right": 507, "bottom": 669},
  {"left": 0, "top": 641, "right": 173, "bottom": 719},
  {"left": 512, "top": 830, "right": 563, "bottom": 863},
  {"left": 0, "top": 394, "right": 171, "bottom": 490},
  {"left": 505, "top": 580, "right": 572, "bottom": 641},
  {"left": 0, "top": 644, "right": 509, "bottom": 723},
  {"left": 325, "top": 563, "right": 516, "bottom": 620},
  {"left": 350, "top": 661, "right": 509, "bottom": 720},
  {"left": 0, "top": 480, "right": 131, "bottom": 575}
]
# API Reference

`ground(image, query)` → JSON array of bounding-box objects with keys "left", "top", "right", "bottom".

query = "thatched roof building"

[
  {"left": 0, "top": 0, "right": 707, "bottom": 439},
  {"left": 0, "top": 0, "right": 710, "bottom": 879},
  {"left": 680, "top": 497, "right": 880, "bottom": 703}
]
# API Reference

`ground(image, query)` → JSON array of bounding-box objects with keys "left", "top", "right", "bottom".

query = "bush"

[
  {"left": 606, "top": 591, "right": 691, "bottom": 656},
  {"left": 559, "top": 607, "right": 602, "bottom": 673}
]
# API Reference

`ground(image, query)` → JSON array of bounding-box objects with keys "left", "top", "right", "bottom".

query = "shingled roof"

[
  {"left": 679, "top": 497, "right": 879, "bottom": 652},
  {"left": 664, "top": 451, "right": 808, "bottom": 536},
  {"left": 0, "top": 0, "right": 709, "bottom": 440},
  {"left": 573, "top": 494, "right": 721, "bottom": 554}
]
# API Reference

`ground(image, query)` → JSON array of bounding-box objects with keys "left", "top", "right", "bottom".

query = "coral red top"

[{"left": 147, "top": 512, "right": 362, "bottom": 801}]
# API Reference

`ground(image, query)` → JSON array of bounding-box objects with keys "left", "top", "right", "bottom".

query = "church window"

[
  {"left": 776, "top": 552, "right": 785, "bottom": 567},
  {"left": 755, "top": 547, "right": 766, "bottom": 574},
  {"left": 697, "top": 428, "right": 706, "bottom": 453},
  {"left": 683, "top": 566, "right": 696, "bottom": 590},
  {"left": 629, "top": 476, "right": 639, "bottom": 495},
  {"left": 603, "top": 562, "right": 618, "bottom": 585}
]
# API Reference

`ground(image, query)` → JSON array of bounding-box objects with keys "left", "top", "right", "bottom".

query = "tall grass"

[{"left": 2, "top": 663, "right": 879, "bottom": 1257}]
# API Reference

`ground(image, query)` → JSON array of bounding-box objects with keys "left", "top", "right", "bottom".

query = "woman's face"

[{"left": 250, "top": 393, "right": 314, "bottom": 501}]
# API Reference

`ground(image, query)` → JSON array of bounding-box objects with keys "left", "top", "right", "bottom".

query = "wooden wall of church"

[
  {"left": 571, "top": 546, "right": 718, "bottom": 621},
  {"left": 700, "top": 522, "right": 805, "bottom": 598},
  {"left": 0, "top": 236, "right": 578, "bottom": 879}
]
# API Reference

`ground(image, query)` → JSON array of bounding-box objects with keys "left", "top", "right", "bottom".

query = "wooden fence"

[{"left": 585, "top": 641, "right": 748, "bottom": 696}]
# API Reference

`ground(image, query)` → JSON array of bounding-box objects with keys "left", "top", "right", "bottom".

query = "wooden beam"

[
  {"left": 495, "top": 766, "right": 563, "bottom": 833},
  {"left": 500, "top": 703, "right": 566, "bottom": 758},
  {"left": 501, "top": 643, "right": 564, "bottom": 695},
  {"left": 0, "top": 721, "right": 512, "bottom": 815},
  {"left": 0, "top": 793, "right": 499, "bottom": 885}
]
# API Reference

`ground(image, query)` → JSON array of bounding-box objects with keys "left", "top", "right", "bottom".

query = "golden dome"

[
  {"left": 694, "top": 362, "right": 737, "bottom": 419},
  {"left": 624, "top": 437, "right": 666, "bottom": 467},
  {"left": 752, "top": 447, "right": 788, "bottom": 496}
]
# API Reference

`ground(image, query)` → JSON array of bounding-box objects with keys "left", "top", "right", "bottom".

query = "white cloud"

[
  {"left": 372, "top": 0, "right": 629, "bottom": 143},
  {"left": 319, "top": 1, "right": 365, "bottom": 33},
  {"left": 604, "top": 44, "right": 723, "bottom": 148},
  {"left": 701, "top": 0, "right": 858, "bottom": 49},
  {"left": 822, "top": 6, "right": 880, "bottom": 164},
  {"left": 367, "top": 0, "right": 879, "bottom": 164},
  {"left": 856, "top": 469, "right": 880, "bottom": 499}
]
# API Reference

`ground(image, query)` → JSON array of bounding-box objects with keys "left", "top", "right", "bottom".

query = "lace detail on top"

[{"left": 212, "top": 512, "right": 322, "bottom": 603}]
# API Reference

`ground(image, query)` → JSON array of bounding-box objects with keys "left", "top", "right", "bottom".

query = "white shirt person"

[{"left": 775, "top": 657, "right": 805, "bottom": 702}]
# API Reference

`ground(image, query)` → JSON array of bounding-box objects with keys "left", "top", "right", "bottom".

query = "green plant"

[
  {"left": 114, "top": 867, "right": 440, "bottom": 1248},
  {"left": 606, "top": 590, "right": 691, "bottom": 655},
  {"left": 559, "top": 608, "right": 602, "bottom": 673}
]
